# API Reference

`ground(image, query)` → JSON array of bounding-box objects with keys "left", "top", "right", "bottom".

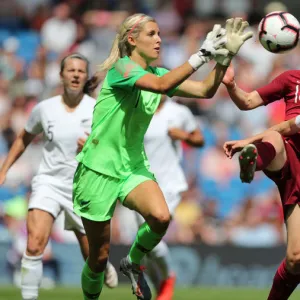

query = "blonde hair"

[{"left": 99, "top": 13, "right": 156, "bottom": 71}]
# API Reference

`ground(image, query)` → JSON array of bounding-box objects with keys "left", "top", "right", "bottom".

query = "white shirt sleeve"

[
  {"left": 180, "top": 106, "right": 198, "bottom": 133},
  {"left": 24, "top": 104, "right": 43, "bottom": 135}
]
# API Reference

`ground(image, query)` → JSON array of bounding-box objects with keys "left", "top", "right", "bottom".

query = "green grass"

[{"left": 2, "top": 285, "right": 300, "bottom": 300}]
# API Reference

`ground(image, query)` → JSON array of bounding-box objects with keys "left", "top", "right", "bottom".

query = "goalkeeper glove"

[
  {"left": 188, "top": 24, "right": 229, "bottom": 70},
  {"left": 215, "top": 18, "right": 253, "bottom": 66}
]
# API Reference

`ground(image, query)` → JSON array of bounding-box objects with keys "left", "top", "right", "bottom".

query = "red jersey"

[
  {"left": 257, "top": 70, "right": 300, "bottom": 120},
  {"left": 257, "top": 70, "right": 300, "bottom": 152}
]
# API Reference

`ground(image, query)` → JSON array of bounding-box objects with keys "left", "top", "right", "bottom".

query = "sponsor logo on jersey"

[
  {"left": 80, "top": 200, "right": 90, "bottom": 206},
  {"left": 123, "top": 64, "right": 136, "bottom": 78}
]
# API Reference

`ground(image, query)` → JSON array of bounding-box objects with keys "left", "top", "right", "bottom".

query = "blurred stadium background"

[{"left": 1, "top": 0, "right": 300, "bottom": 299}]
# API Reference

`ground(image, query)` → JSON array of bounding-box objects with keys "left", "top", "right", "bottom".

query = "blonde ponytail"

[
  {"left": 99, "top": 34, "right": 121, "bottom": 71},
  {"left": 99, "top": 13, "right": 155, "bottom": 71}
]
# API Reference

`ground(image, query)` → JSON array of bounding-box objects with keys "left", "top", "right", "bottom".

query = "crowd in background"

[{"left": 0, "top": 0, "right": 299, "bottom": 261}]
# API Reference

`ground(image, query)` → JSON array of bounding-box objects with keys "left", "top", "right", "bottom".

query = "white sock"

[
  {"left": 21, "top": 253, "right": 43, "bottom": 300},
  {"left": 147, "top": 240, "right": 172, "bottom": 281}
]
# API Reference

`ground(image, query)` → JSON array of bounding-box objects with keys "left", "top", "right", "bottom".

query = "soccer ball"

[{"left": 258, "top": 11, "right": 300, "bottom": 53}]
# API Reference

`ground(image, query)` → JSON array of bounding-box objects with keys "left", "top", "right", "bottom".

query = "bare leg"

[
  {"left": 80, "top": 218, "right": 111, "bottom": 300},
  {"left": 21, "top": 209, "right": 54, "bottom": 300},
  {"left": 268, "top": 205, "right": 300, "bottom": 300},
  {"left": 120, "top": 180, "right": 171, "bottom": 300},
  {"left": 74, "top": 229, "right": 118, "bottom": 289},
  {"left": 74, "top": 230, "right": 89, "bottom": 260}
]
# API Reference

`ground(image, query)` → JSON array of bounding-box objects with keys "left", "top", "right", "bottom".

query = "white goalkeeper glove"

[
  {"left": 188, "top": 24, "right": 229, "bottom": 70},
  {"left": 215, "top": 18, "right": 253, "bottom": 66}
]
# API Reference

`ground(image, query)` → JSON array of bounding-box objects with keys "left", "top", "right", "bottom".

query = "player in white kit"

[
  {"left": 0, "top": 54, "right": 117, "bottom": 300},
  {"left": 140, "top": 94, "right": 204, "bottom": 300}
]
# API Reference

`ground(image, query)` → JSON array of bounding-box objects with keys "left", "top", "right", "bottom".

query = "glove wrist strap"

[{"left": 188, "top": 53, "right": 209, "bottom": 70}]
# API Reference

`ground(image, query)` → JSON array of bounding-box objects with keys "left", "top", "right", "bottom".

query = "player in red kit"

[{"left": 222, "top": 65, "right": 300, "bottom": 300}]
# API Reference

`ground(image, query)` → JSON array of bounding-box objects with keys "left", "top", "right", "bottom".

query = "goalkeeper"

[{"left": 73, "top": 14, "right": 252, "bottom": 300}]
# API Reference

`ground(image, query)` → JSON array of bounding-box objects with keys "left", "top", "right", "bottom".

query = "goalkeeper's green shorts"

[{"left": 73, "top": 163, "right": 155, "bottom": 222}]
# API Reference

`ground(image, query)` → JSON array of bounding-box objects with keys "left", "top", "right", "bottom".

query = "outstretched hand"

[
  {"left": 223, "top": 139, "right": 250, "bottom": 158},
  {"left": 189, "top": 24, "right": 229, "bottom": 70},
  {"left": 214, "top": 17, "right": 253, "bottom": 66},
  {"left": 201, "top": 24, "right": 229, "bottom": 58},
  {"left": 225, "top": 18, "right": 253, "bottom": 55}
]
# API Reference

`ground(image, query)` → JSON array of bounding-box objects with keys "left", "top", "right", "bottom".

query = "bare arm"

[
  {"left": 223, "top": 117, "right": 299, "bottom": 158},
  {"left": 0, "top": 129, "right": 36, "bottom": 178},
  {"left": 134, "top": 23, "right": 230, "bottom": 95},
  {"left": 246, "top": 118, "right": 299, "bottom": 144},
  {"left": 222, "top": 64, "right": 264, "bottom": 110},
  {"left": 185, "top": 129, "right": 205, "bottom": 147},
  {"left": 135, "top": 62, "right": 195, "bottom": 94},
  {"left": 171, "top": 18, "right": 253, "bottom": 99},
  {"left": 173, "top": 64, "right": 228, "bottom": 99},
  {"left": 136, "top": 63, "right": 229, "bottom": 99},
  {"left": 226, "top": 83, "right": 264, "bottom": 110},
  {"left": 168, "top": 128, "right": 205, "bottom": 147},
  {"left": 274, "top": 118, "right": 300, "bottom": 136}
]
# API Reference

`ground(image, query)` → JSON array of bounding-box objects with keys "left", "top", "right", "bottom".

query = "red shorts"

[{"left": 264, "top": 137, "right": 300, "bottom": 218}]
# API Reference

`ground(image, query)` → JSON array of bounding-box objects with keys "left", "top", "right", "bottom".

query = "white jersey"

[
  {"left": 144, "top": 99, "right": 197, "bottom": 194},
  {"left": 25, "top": 95, "right": 95, "bottom": 193}
]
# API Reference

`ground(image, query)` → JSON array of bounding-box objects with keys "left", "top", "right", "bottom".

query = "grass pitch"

[{"left": 1, "top": 285, "right": 300, "bottom": 300}]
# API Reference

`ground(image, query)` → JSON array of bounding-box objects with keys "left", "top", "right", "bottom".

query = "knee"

[
  {"left": 147, "top": 211, "right": 171, "bottom": 233},
  {"left": 286, "top": 250, "right": 300, "bottom": 274},
  {"left": 263, "top": 131, "right": 284, "bottom": 154},
  {"left": 26, "top": 234, "right": 47, "bottom": 256}
]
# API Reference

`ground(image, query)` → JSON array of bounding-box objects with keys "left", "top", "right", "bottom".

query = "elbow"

[
  {"left": 196, "top": 140, "right": 205, "bottom": 148},
  {"left": 198, "top": 137, "right": 205, "bottom": 147},
  {"left": 205, "top": 93, "right": 214, "bottom": 99},
  {"left": 239, "top": 99, "right": 253, "bottom": 111},
  {"left": 188, "top": 134, "right": 205, "bottom": 147},
  {"left": 204, "top": 89, "right": 215, "bottom": 99},
  {"left": 189, "top": 140, "right": 205, "bottom": 148},
  {"left": 243, "top": 95, "right": 257, "bottom": 110},
  {"left": 239, "top": 105, "right": 249, "bottom": 111}
]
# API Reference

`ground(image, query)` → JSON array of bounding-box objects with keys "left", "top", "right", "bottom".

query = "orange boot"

[{"left": 156, "top": 273, "right": 176, "bottom": 300}]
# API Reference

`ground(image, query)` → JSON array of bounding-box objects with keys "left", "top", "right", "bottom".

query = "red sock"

[
  {"left": 254, "top": 142, "right": 276, "bottom": 171},
  {"left": 268, "top": 260, "right": 300, "bottom": 300}
]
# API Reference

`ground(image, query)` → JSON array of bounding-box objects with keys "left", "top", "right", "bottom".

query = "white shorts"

[
  {"left": 28, "top": 179, "right": 85, "bottom": 234},
  {"left": 135, "top": 189, "right": 182, "bottom": 226},
  {"left": 163, "top": 190, "right": 182, "bottom": 215}
]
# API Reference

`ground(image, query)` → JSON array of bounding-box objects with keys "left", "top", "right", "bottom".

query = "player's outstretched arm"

[
  {"left": 223, "top": 117, "right": 300, "bottom": 158},
  {"left": 171, "top": 18, "right": 254, "bottom": 99},
  {"left": 0, "top": 129, "right": 36, "bottom": 184},
  {"left": 172, "top": 63, "right": 228, "bottom": 98},
  {"left": 135, "top": 24, "right": 228, "bottom": 94},
  {"left": 222, "top": 64, "right": 264, "bottom": 110},
  {"left": 268, "top": 117, "right": 300, "bottom": 137}
]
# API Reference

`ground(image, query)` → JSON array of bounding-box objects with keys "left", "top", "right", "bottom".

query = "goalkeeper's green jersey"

[{"left": 77, "top": 56, "right": 177, "bottom": 179}]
